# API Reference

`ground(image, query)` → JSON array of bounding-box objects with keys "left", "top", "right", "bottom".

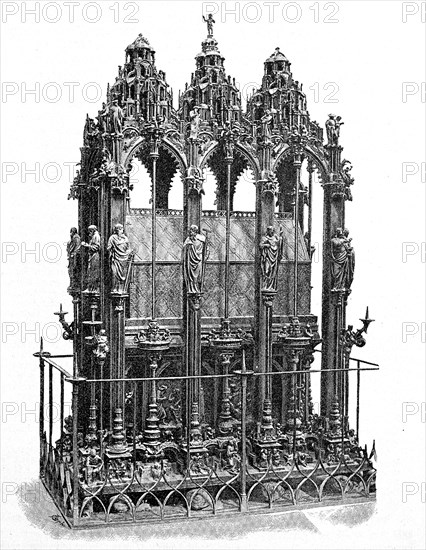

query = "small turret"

[
  {"left": 180, "top": 26, "right": 241, "bottom": 131},
  {"left": 125, "top": 33, "right": 155, "bottom": 64},
  {"left": 104, "top": 33, "right": 173, "bottom": 126}
]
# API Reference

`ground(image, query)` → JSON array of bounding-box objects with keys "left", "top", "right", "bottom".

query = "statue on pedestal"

[
  {"left": 81, "top": 225, "right": 100, "bottom": 293},
  {"left": 107, "top": 223, "right": 131, "bottom": 293},
  {"left": 109, "top": 99, "right": 124, "bottom": 134},
  {"left": 67, "top": 227, "right": 81, "bottom": 291},
  {"left": 330, "top": 228, "right": 355, "bottom": 291},
  {"left": 260, "top": 109, "right": 273, "bottom": 141},
  {"left": 183, "top": 225, "right": 207, "bottom": 294},
  {"left": 189, "top": 106, "right": 200, "bottom": 140},
  {"left": 326, "top": 114, "right": 344, "bottom": 146},
  {"left": 202, "top": 14, "right": 215, "bottom": 36},
  {"left": 259, "top": 226, "right": 284, "bottom": 291}
]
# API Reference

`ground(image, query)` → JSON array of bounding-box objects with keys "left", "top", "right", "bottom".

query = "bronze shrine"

[{"left": 35, "top": 20, "right": 378, "bottom": 528}]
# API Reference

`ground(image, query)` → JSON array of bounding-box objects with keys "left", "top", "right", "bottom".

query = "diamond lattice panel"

[{"left": 126, "top": 211, "right": 310, "bottom": 320}]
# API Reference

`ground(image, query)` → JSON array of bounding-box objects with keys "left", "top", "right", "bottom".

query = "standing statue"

[
  {"left": 81, "top": 225, "right": 101, "bottom": 293},
  {"left": 330, "top": 228, "right": 355, "bottom": 291},
  {"left": 259, "top": 226, "right": 284, "bottom": 291},
  {"left": 182, "top": 225, "right": 208, "bottom": 294},
  {"left": 325, "top": 114, "right": 336, "bottom": 145},
  {"left": 202, "top": 14, "right": 215, "bottom": 36},
  {"left": 109, "top": 99, "right": 123, "bottom": 134},
  {"left": 343, "top": 228, "right": 355, "bottom": 289},
  {"left": 67, "top": 227, "right": 81, "bottom": 291},
  {"left": 83, "top": 115, "right": 97, "bottom": 146},
  {"left": 335, "top": 116, "right": 344, "bottom": 142},
  {"left": 261, "top": 109, "right": 273, "bottom": 140},
  {"left": 97, "top": 102, "right": 109, "bottom": 133},
  {"left": 341, "top": 159, "right": 354, "bottom": 201},
  {"left": 326, "top": 114, "right": 344, "bottom": 146},
  {"left": 220, "top": 122, "right": 235, "bottom": 158},
  {"left": 189, "top": 106, "right": 200, "bottom": 139},
  {"left": 107, "top": 223, "right": 131, "bottom": 293}
]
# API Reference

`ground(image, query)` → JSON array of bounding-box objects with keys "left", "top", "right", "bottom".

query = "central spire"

[{"left": 178, "top": 17, "right": 241, "bottom": 130}]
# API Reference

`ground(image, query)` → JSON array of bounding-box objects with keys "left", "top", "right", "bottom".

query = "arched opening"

[
  {"left": 127, "top": 144, "right": 183, "bottom": 211},
  {"left": 202, "top": 146, "right": 254, "bottom": 212},
  {"left": 232, "top": 167, "right": 256, "bottom": 212},
  {"left": 125, "top": 143, "right": 185, "bottom": 322},
  {"left": 128, "top": 158, "right": 151, "bottom": 209},
  {"left": 202, "top": 166, "right": 218, "bottom": 211},
  {"left": 168, "top": 172, "right": 183, "bottom": 210}
]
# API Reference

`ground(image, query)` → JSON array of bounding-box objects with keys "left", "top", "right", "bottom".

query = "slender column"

[
  {"left": 255, "top": 140, "right": 275, "bottom": 414},
  {"left": 48, "top": 364, "right": 53, "bottom": 447},
  {"left": 187, "top": 294, "right": 203, "bottom": 407},
  {"left": 208, "top": 320, "right": 242, "bottom": 442},
  {"left": 320, "top": 131, "right": 346, "bottom": 419},
  {"left": 82, "top": 300, "right": 102, "bottom": 438},
  {"left": 224, "top": 160, "right": 232, "bottom": 320},
  {"left": 307, "top": 159, "right": 314, "bottom": 255},
  {"left": 135, "top": 322, "right": 170, "bottom": 459},
  {"left": 293, "top": 151, "right": 302, "bottom": 316},
  {"left": 356, "top": 360, "right": 361, "bottom": 438},
  {"left": 217, "top": 352, "right": 234, "bottom": 436},
  {"left": 99, "top": 177, "right": 107, "bottom": 331},
  {"left": 264, "top": 296, "right": 274, "bottom": 400},
  {"left": 60, "top": 374, "right": 64, "bottom": 457},
  {"left": 143, "top": 354, "right": 161, "bottom": 446},
  {"left": 151, "top": 152, "right": 158, "bottom": 320},
  {"left": 238, "top": 348, "right": 250, "bottom": 512},
  {"left": 88, "top": 331, "right": 97, "bottom": 445},
  {"left": 184, "top": 131, "right": 202, "bottom": 435}
]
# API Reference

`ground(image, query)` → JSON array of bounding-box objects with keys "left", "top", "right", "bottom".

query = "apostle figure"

[
  {"left": 107, "top": 223, "right": 131, "bottom": 293},
  {"left": 325, "top": 114, "right": 336, "bottom": 145},
  {"left": 81, "top": 225, "right": 100, "bottom": 293},
  {"left": 189, "top": 106, "right": 200, "bottom": 140},
  {"left": 341, "top": 160, "right": 354, "bottom": 201},
  {"left": 326, "top": 114, "right": 344, "bottom": 146},
  {"left": 259, "top": 225, "right": 284, "bottom": 291},
  {"left": 335, "top": 116, "right": 344, "bottom": 141},
  {"left": 67, "top": 227, "right": 81, "bottom": 291},
  {"left": 330, "top": 228, "right": 355, "bottom": 291},
  {"left": 343, "top": 228, "right": 355, "bottom": 289},
  {"left": 182, "top": 225, "right": 207, "bottom": 294},
  {"left": 109, "top": 99, "right": 123, "bottom": 134},
  {"left": 97, "top": 102, "right": 109, "bottom": 133},
  {"left": 261, "top": 109, "right": 273, "bottom": 140}
]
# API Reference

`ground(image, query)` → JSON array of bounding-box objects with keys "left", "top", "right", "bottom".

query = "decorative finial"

[{"left": 360, "top": 306, "right": 375, "bottom": 334}]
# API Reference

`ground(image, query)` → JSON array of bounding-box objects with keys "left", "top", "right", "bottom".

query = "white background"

[{"left": 1, "top": 0, "right": 425, "bottom": 548}]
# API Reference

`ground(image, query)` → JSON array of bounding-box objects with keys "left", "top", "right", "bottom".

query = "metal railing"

[{"left": 35, "top": 345, "right": 378, "bottom": 528}]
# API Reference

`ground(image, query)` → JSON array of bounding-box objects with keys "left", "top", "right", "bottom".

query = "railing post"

[
  {"left": 49, "top": 363, "right": 53, "bottom": 447},
  {"left": 71, "top": 377, "right": 85, "bottom": 527},
  {"left": 34, "top": 338, "right": 50, "bottom": 477},
  {"left": 236, "top": 348, "right": 252, "bottom": 513},
  {"left": 356, "top": 360, "right": 361, "bottom": 439},
  {"left": 60, "top": 374, "right": 64, "bottom": 459},
  {"left": 40, "top": 361, "right": 45, "bottom": 475}
]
